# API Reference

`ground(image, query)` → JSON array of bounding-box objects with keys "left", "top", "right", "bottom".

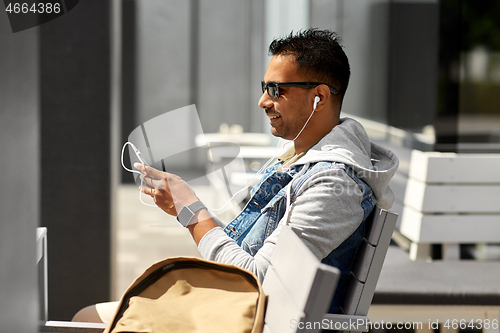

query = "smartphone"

[{"left": 131, "top": 145, "right": 149, "bottom": 166}]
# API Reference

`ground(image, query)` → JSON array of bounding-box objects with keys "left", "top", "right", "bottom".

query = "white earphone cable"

[
  {"left": 121, "top": 142, "right": 157, "bottom": 207},
  {"left": 208, "top": 97, "right": 318, "bottom": 211},
  {"left": 120, "top": 97, "right": 319, "bottom": 210}
]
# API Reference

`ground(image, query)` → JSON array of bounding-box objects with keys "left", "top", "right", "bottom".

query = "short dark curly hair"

[{"left": 269, "top": 29, "right": 350, "bottom": 104}]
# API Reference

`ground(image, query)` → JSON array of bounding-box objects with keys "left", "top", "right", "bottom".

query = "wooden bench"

[
  {"left": 263, "top": 206, "right": 398, "bottom": 333},
  {"left": 262, "top": 226, "right": 341, "bottom": 333},
  {"left": 38, "top": 227, "right": 107, "bottom": 333},
  {"left": 370, "top": 245, "right": 500, "bottom": 333},
  {"left": 397, "top": 150, "right": 500, "bottom": 260},
  {"left": 39, "top": 206, "right": 398, "bottom": 333}
]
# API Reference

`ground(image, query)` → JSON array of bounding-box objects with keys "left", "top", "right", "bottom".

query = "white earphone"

[{"left": 313, "top": 96, "right": 320, "bottom": 110}]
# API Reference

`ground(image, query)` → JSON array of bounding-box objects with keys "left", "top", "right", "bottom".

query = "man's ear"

[{"left": 312, "top": 84, "right": 332, "bottom": 111}]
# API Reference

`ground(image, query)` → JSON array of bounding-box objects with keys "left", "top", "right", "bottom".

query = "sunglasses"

[{"left": 261, "top": 81, "right": 338, "bottom": 100}]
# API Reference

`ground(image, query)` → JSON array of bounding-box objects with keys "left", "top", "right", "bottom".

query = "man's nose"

[{"left": 258, "top": 91, "right": 273, "bottom": 109}]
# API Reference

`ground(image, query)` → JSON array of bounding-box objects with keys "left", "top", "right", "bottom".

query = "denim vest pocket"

[
  {"left": 260, "top": 188, "right": 288, "bottom": 233},
  {"left": 241, "top": 187, "right": 288, "bottom": 255},
  {"left": 260, "top": 187, "right": 286, "bottom": 213},
  {"left": 224, "top": 169, "right": 292, "bottom": 248}
]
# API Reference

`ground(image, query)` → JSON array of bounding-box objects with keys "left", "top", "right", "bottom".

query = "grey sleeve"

[
  {"left": 197, "top": 169, "right": 364, "bottom": 282},
  {"left": 197, "top": 226, "right": 274, "bottom": 282},
  {"left": 286, "top": 169, "right": 365, "bottom": 260}
]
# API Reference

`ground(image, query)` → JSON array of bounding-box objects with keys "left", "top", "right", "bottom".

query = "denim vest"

[{"left": 223, "top": 161, "right": 376, "bottom": 314}]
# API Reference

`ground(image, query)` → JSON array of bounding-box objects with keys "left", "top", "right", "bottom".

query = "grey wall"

[
  {"left": 311, "top": 0, "right": 439, "bottom": 132},
  {"left": 135, "top": 0, "right": 193, "bottom": 168},
  {"left": 129, "top": 0, "right": 267, "bottom": 170},
  {"left": 343, "top": 0, "right": 391, "bottom": 122},
  {"left": 121, "top": 0, "right": 138, "bottom": 183},
  {"left": 311, "top": 0, "right": 391, "bottom": 123},
  {"left": 1, "top": 0, "right": 118, "bottom": 325},
  {"left": 196, "top": 0, "right": 268, "bottom": 137},
  {"left": 197, "top": 0, "right": 254, "bottom": 133},
  {"left": 0, "top": 12, "right": 39, "bottom": 333},
  {"left": 136, "top": 0, "right": 192, "bottom": 122},
  {"left": 387, "top": 1, "right": 439, "bottom": 130},
  {"left": 127, "top": 0, "right": 442, "bottom": 169},
  {"left": 40, "top": 0, "right": 114, "bottom": 320}
]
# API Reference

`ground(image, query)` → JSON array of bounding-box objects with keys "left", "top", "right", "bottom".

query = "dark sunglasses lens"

[{"left": 268, "top": 84, "right": 279, "bottom": 100}]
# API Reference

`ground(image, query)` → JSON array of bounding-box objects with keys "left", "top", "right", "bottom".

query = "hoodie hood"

[{"left": 290, "top": 117, "right": 399, "bottom": 209}]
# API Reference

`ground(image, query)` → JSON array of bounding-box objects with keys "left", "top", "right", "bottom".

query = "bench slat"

[
  {"left": 303, "top": 264, "right": 341, "bottom": 324},
  {"left": 404, "top": 179, "right": 500, "bottom": 213},
  {"left": 409, "top": 150, "right": 500, "bottom": 184},
  {"left": 342, "top": 207, "right": 398, "bottom": 316},
  {"left": 355, "top": 210, "right": 398, "bottom": 316},
  {"left": 264, "top": 227, "right": 340, "bottom": 333},
  {"left": 341, "top": 275, "right": 365, "bottom": 315},
  {"left": 263, "top": 266, "right": 305, "bottom": 333},
  {"left": 364, "top": 208, "right": 387, "bottom": 246},
  {"left": 351, "top": 240, "right": 376, "bottom": 283},
  {"left": 400, "top": 207, "right": 500, "bottom": 243},
  {"left": 270, "top": 226, "right": 325, "bottom": 310}
]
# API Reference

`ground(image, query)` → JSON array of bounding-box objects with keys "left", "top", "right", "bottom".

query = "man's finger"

[
  {"left": 134, "top": 162, "right": 146, "bottom": 172},
  {"left": 141, "top": 175, "right": 168, "bottom": 190},
  {"left": 140, "top": 186, "right": 154, "bottom": 197},
  {"left": 142, "top": 164, "right": 166, "bottom": 179},
  {"left": 133, "top": 163, "right": 163, "bottom": 179},
  {"left": 140, "top": 175, "right": 155, "bottom": 189}
]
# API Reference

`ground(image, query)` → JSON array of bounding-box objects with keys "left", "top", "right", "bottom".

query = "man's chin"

[
  {"left": 270, "top": 128, "right": 281, "bottom": 138},
  {"left": 270, "top": 127, "right": 291, "bottom": 140}
]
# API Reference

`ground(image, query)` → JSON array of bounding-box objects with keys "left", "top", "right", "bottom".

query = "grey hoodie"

[{"left": 198, "top": 118, "right": 399, "bottom": 282}]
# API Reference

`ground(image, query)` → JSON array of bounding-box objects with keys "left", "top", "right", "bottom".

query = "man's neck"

[
  {"left": 293, "top": 112, "right": 340, "bottom": 154},
  {"left": 293, "top": 126, "right": 334, "bottom": 154}
]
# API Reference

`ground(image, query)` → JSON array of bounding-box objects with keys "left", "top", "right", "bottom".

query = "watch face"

[
  {"left": 176, "top": 202, "right": 206, "bottom": 227},
  {"left": 177, "top": 206, "right": 194, "bottom": 227}
]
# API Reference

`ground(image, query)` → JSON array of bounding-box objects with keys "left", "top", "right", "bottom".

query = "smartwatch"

[{"left": 176, "top": 201, "right": 206, "bottom": 227}]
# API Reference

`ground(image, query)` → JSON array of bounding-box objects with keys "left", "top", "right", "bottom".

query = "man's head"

[
  {"left": 259, "top": 29, "right": 350, "bottom": 152},
  {"left": 268, "top": 29, "right": 350, "bottom": 105}
]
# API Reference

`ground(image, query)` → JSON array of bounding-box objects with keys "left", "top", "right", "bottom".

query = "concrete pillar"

[
  {"left": 40, "top": 0, "right": 114, "bottom": 320},
  {"left": 0, "top": 10, "right": 39, "bottom": 333}
]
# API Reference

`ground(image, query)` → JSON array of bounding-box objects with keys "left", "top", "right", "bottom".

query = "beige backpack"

[{"left": 104, "top": 257, "right": 266, "bottom": 333}]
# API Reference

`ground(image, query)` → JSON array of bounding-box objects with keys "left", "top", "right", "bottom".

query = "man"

[
  {"left": 137, "top": 29, "right": 398, "bottom": 313},
  {"left": 74, "top": 29, "right": 398, "bottom": 321}
]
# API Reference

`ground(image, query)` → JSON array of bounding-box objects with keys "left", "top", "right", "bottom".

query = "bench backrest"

[
  {"left": 263, "top": 206, "right": 398, "bottom": 333},
  {"left": 340, "top": 206, "right": 398, "bottom": 315},
  {"left": 398, "top": 151, "right": 500, "bottom": 260},
  {"left": 263, "top": 226, "right": 341, "bottom": 333}
]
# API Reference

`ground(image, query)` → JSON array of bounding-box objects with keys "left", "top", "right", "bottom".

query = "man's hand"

[
  {"left": 134, "top": 163, "right": 199, "bottom": 216},
  {"left": 134, "top": 162, "right": 218, "bottom": 244}
]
